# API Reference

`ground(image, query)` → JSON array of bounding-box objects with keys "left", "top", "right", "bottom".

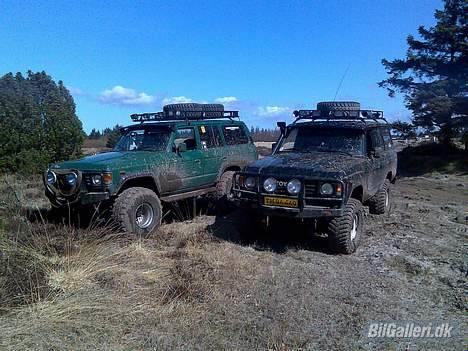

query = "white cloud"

[
  {"left": 68, "top": 86, "right": 84, "bottom": 96},
  {"left": 256, "top": 106, "right": 290, "bottom": 116},
  {"left": 162, "top": 96, "right": 194, "bottom": 105},
  {"left": 214, "top": 96, "right": 238, "bottom": 104},
  {"left": 99, "top": 85, "right": 155, "bottom": 106}
]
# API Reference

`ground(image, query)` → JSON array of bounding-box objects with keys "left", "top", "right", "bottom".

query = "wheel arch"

[
  {"left": 349, "top": 184, "right": 364, "bottom": 203},
  {"left": 117, "top": 175, "right": 160, "bottom": 195}
]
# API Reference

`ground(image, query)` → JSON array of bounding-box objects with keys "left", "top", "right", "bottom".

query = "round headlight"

[
  {"left": 263, "top": 177, "right": 277, "bottom": 193},
  {"left": 245, "top": 176, "right": 256, "bottom": 189},
  {"left": 287, "top": 179, "right": 301, "bottom": 195},
  {"left": 91, "top": 175, "right": 102, "bottom": 185},
  {"left": 46, "top": 171, "right": 56, "bottom": 185},
  {"left": 320, "top": 183, "right": 334, "bottom": 195},
  {"left": 65, "top": 172, "right": 78, "bottom": 186}
]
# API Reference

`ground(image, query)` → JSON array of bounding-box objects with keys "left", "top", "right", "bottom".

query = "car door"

[
  {"left": 366, "top": 128, "right": 386, "bottom": 195},
  {"left": 198, "top": 124, "right": 224, "bottom": 185},
  {"left": 166, "top": 126, "right": 205, "bottom": 192}
]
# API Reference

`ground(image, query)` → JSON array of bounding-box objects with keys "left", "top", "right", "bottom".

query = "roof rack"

[
  {"left": 292, "top": 109, "right": 387, "bottom": 124},
  {"left": 130, "top": 110, "right": 239, "bottom": 123}
]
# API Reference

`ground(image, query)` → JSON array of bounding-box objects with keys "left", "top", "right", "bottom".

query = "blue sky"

[{"left": 0, "top": 0, "right": 441, "bottom": 133}]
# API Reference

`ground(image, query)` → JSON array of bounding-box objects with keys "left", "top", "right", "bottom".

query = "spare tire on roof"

[
  {"left": 163, "top": 103, "right": 224, "bottom": 113},
  {"left": 316, "top": 101, "right": 360, "bottom": 111}
]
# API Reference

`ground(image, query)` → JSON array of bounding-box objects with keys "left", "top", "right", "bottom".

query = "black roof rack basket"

[
  {"left": 292, "top": 109, "right": 387, "bottom": 124},
  {"left": 131, "top": 109, "right": 239, "bottom": 123}
]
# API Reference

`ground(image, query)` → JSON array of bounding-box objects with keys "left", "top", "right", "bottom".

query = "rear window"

[
  {"left": 199, "top": 125, "right": 223, "bottom": 148},
  {"left": 222, "top": 125, "right": 249, "bottom": 145}
]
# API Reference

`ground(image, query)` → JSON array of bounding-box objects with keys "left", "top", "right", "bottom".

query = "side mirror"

[
  {"left": 176, "top": 142, "right": 187, "bottom": 153},
  {"left": 271, "top": 142, "right": 277, "bottom": 153},
  {"left": 277, "top": 121, "right": 286, "bottom": 135}
]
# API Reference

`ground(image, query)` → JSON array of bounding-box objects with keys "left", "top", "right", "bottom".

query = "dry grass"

[{"left": 0, "top": 173, "right": 465, "bottom": 350}]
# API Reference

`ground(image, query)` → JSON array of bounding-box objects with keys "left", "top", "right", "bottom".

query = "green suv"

[{"left": 44, "top": 103, "right": 257, "bottom": 234}]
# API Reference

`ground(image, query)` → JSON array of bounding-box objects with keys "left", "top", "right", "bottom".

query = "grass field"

[{"left": 0, "top": 144, "right": 466, "bottom": 350}]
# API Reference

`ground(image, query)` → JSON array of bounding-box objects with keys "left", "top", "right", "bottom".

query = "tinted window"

[
  {"left": 114, "top": 128, "right": 171, "bottom": 152},
  {"left": 175, "top": 128, "right": 197, "bottom": 150},
  {"left": 278, "top": 127, "right": 365, "bottom": 155},
  {"left": 223, "top": 125, "right": 249, "bottom": 145},
  {"left": 368, "top": 129, "right": 384, "bottom": 149},
  {"left": 199, "top": 125, "right": 223, "bottom": 149}
]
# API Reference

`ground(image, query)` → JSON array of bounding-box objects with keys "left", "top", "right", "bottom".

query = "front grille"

[{"left": 304, "top": 181, "right": 317, "bottom": 197}]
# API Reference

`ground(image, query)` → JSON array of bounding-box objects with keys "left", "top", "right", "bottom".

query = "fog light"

[
  {"left": 245, "top": 176, "right": 256, "bottom": 189},
  {"left": 263, "top": 177, "right": 277, "bottom": 193},
  {"left": 287, "top": 179, "right": 301, "bottom": 195}
]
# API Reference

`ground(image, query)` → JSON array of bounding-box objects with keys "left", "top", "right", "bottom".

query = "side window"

[
  {"left": 199, "top": 125, "right": 223, "bottom": 149},
  {"left": 175, "top": 128, "right": 197, "bottom": 150},
  {"left": 368, "top": 129, "right": 383, "bottom": 150},
  {"left": 223, "top": 125, "right": 249, "bottom": 145},
  {"left": 382, "top": 128, "right": 393, "bottom": 149}
]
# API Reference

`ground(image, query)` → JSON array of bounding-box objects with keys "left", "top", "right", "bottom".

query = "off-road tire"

[
  {"left": 368, "top": 179, "right": 391, "bottom": 215},
  {"left": 215, "top": 171, "right": 235, "bottom": 213},
  {"left": 327, "top": 198, "right": 364, "bottom": 254},
  {"left": 112, "top": 187, "right": 162, "bottom": 236},
  {"left": 317, "top": 101, "right": 361, "bottom": 111},
  {"left": 163, "top": 103, "right": 224, "bottom": 113}
]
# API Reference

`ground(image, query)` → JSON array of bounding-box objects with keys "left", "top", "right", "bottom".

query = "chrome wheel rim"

[
  {"left": 385, "top": 190, "right": 389, "bottom": 208},
  {"left": 135, "top": 203, "right": 154, "bottom": 229},
  {"left": 350, "top": 215, "right": 358, "bottom": 241}
]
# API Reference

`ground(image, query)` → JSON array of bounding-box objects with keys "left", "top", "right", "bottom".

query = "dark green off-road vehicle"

[
  {"left": 44, "top": 103, "right": 257, "bottom": 234},
  {"left": 232, "top": 101, "right": 397, "bottom": 254}
]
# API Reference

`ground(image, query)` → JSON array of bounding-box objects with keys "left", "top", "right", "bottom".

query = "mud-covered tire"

[
  {"left": 317, "top": 101, "right": 361, "bottom": 111},
  {"left": 368, "top": 179, "right": 391, "bottom": 215},
  {"left": 112, "top": 187, "right": 162, "bottom": 236},
  {"left": 327, "top": 198, "right": 364, "bottom": 254},
  {"left": 163, "top": 103, "right": 224, "bottom": 113},
  {"left": 215, "top": 171, "right": 235, "bottom": 213}
]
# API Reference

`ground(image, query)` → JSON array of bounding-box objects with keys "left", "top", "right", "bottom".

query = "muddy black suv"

[
  {"left": 232, "top": 101, "right": 397, "bottom": 254},
  {"left": 44, "top": 103, "right": 257, "bottom": 234}
]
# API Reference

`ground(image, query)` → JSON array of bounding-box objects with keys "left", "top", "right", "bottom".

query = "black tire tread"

[
  {"left": 216, "top": 171, "right": 235, "bottom": 199},
  {"left": 368, "top": 179, "right": 390, "bottom": 215},
  {"left": 316, "top": 101, "right": 361, "bottom": 111},
  {"left": 327, "top": 198, "right": 363, "bottom": 254},
  {"left": 113, "top": 187, "right": 162, "bottom": 235},
  {"left": 163, "top": 103, "right": 224, "bottom": 113}
]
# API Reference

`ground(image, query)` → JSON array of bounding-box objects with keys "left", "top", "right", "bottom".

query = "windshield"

[
  {"left": 277, "top": 127, "right": 364, "bottom": 155},
  {"left": 114, "top": 128, "right": 171, "bottom": 152}
]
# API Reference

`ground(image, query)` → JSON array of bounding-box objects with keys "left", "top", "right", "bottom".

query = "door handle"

[{"left": 195, "top": 159, "right": 201, "bottom": 163}]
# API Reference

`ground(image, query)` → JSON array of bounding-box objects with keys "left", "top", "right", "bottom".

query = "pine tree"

[
  {"left": 0, "top": 71, "right": 84, "bottom": 173},
  {"left": 379, "top": 0, "right": 467, "bottom": 144}
]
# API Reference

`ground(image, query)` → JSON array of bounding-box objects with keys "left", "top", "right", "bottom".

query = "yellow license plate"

[{"left": 264, "top": 196, "right": 298, "bottom": 208}]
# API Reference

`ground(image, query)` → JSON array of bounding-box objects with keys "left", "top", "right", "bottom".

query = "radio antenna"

[{"left": 333, "top": 64, "right": 351, "bottom": 101}]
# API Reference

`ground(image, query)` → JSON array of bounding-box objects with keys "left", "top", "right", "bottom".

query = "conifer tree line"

[{"left": 0, "top": 71, "right": 84, "bottom": 173}]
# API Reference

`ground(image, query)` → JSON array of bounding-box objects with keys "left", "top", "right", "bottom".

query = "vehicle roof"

[
  {"left": 290, "top": 120, "right": 389, "bottom": 130},
  {"left": 122, "top": 119, "right": 245, "bottom": 131}
]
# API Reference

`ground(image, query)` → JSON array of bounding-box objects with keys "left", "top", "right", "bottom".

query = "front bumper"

[
  {"left": 44, "top": 169, "right": 111, "bottom": 208},
  {"left": 231, "top": 194, "right": 344, "bottom": 218}
]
